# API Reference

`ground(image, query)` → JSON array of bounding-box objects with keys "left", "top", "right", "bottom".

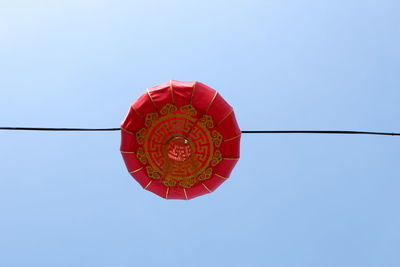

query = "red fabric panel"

[
  {"left": 203, "top": 175, "right": 226, "bottom": 191},
  {"left": 146, "top": 181, "right": 168, "bottom": 199},
  {"left": 166, "top": 187, "right": 187, "bottom": 200},
  {"left": 186, "top": 183, "right": 209, "bottom": 199},
  {"left": 149, "top": 81, "right": 170, "bottom": 91},
  {"left": 212, "top": 159, "right": 238, "bottom": 178},
  {"left": 207, "top": 94, "right": 232, "bottom": 124},
  {"left": 120, "top": 130, "right": 139, "bottom": 152},
  {"left": 220, "top": 137, "right": 241, "bottom": 158},
  {"left": 191, "top": 82, "right": 216, "bottom": 114},
  {"left": 214, "top": 111, "right": 241, "bottom": 140},
  {"left": 121, "top": 106, "right": 144, "bottom": 132},
  {"left": 132, "top": 92, "right": 157, "bottom": 116},
  {"left": 171, "top": 80, "right": 195, "bottom": 107},
  {"left": 130, "top": 169, "right": 151, "bottom": 188},
  {"left": 148, "top": 81, "right": 171, "bottom": 109},
  {"left": 121, "top": 153, "right": 142, "bottom": 173}
]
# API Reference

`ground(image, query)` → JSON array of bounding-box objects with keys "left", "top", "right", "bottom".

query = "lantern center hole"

[{"left": 166, "top": 137, "right": 192, "bottom": 162}]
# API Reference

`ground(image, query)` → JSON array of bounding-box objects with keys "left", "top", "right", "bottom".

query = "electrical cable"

[{"left": 0, "top": 127, "right": 399, "bottom": 136}]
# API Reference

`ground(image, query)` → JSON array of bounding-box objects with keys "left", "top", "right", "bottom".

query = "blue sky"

[{"left": 1, "top": 1, "right": 399, "bottom": 266}]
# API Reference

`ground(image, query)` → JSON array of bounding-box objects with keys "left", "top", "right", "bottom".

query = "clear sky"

[{"left": 1, "top": 1, "right": 399, "bottom": 266}]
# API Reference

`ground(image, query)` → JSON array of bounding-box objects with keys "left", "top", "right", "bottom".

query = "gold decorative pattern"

[
  {"left": 136, "top": 148, "right": 147, "bottom": 164},
  {"left": 199, "top": 115, "right": 214, "bottom": 128},
  {"left": 146, "top": 166, "right": 162, "bottom": 179},
  {"left": 163, "top": 178, "right": 177, "bottom": 187},
  {"left": 198, "top": 168, "right": 212, "bottom": 181},
  {"left": 145, "top": 113, "right": 158, "bottom": 127},
  {"left": 212, "top": 130, "right": 223, "bottom": 147},
  {"left": 211, "top": 150, "right": 222, "bottom": 166},
  {"left": 178, "top": 177, "right": 197, "bottom": 189},
  {"left": 135, "top": 103, "right": 225, "bottom": 189},
  {"left": 180, "top": 104, "right": 197, "bottom": 116},
  {"left": 136, "top": 128, "right": 146, "bottom": 144},
  {"left": 160, "top": 103, "right": 177, "bottom": 115}
]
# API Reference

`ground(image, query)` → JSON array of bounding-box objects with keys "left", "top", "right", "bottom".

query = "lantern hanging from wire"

[{"left": 120, "top": 80, "right": 240, "bottom": 199}]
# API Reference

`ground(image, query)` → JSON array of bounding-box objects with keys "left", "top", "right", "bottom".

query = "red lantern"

[{"left": 120, "top": 81, "right": 240, "bottom": 199}]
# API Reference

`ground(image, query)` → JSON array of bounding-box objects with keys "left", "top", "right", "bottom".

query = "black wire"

[
  {"left": 241, "top": 130, "right": 400, "bottom": 136},
  {"left": 0, "top": 127, "right": 399, "bottom": 136}
]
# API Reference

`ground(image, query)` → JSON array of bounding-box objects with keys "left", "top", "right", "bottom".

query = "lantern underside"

[{"left": 121, "top": 80, "right": 240, "bottom": 199}]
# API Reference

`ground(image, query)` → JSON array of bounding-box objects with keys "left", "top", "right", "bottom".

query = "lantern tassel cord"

[{"left": 0, "top": 127, "right": 399, "bottom": 136}]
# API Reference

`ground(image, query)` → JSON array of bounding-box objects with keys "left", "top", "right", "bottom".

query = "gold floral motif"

[
  {"left": 146, "top": 166, "right": 162, "bottom": 179},
  {"left": 136, "top": 128, "right": 146, "bottom": 144},
  {"left": 180, "top": 104, "right": 197, "bottom": 116},
  {"left": 198, "top": 168, "right": 213, "bottom": 181},
  {"left": 212, "top": 130, "right": 222, "bottom": 147},
  {"left": 199, "top": 115, "right": 214, "bottom": 128},
  {"left": 163, "top": 178, "right": 177, "bottom": 187},
  {"left": 136, "top": 147, "right": 147, "bottom": 164},
  {"left": 145, "top": 113, "right": 158, "bottom": 127},
  {"left": 160, "top": 103, "right": 177, "bottom": 115},
  {"left": 179, "top": 177, "right": 198, "bottom": 188},
  {"left": 211, "top": 150, "right": 222, "bottom": 166}
]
